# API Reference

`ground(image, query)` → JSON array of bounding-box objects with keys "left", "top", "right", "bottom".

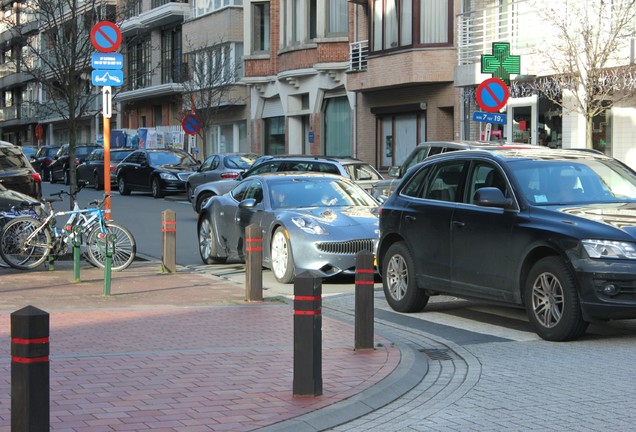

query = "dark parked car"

[
  {"left": 371, "top": 141, "right": 499, "bottom": 202},
  {"left": 0, "top": 141, "right": 42, "bottom": 199},
  {"left": 48, "top": 144, "right": 101, "bottom": 184},
  {"left": 116, "top": 147, "right": 200, "bottom": 198},
  {"left": 198, "top": 173, "right": 379, "bottom": 283},
  {"left": 20, "top": 146, "right": 37, "bottom": 160},
  {"left": 186, "top": 152, "right": 258, "bottom": 201},
  {"left": 77, "top": 148, "right": 134, "bottom": 190},
  {"left": 378, "top": 147, "right": 636, "bottom": 341},
  {"left": 191, "top": 155, "right": 382, "bottom": 213},
  {"left": 29, "top": 145, "right": 61, "bottom": 179}
]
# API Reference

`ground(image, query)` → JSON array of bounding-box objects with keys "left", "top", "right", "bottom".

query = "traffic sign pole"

[{"left": 103, "top": 88, "right": 111, "bottom": 220}]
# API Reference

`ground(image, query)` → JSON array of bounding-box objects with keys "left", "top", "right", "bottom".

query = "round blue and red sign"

[
  {"left": 476, "top": 77, "right": 509, "bottom": 113},
  {"left": 90, "top": 21, "right": 122, "bottom": 53},
  {"left": 182, "top": 113, "right": 203, "bottom": 135}
]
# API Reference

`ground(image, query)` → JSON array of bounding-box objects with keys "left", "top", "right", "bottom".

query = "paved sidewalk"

[{"left": 0, "top": 260, "right": 402, "bottom": 431}]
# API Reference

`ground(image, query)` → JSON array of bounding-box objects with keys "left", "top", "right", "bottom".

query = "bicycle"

[
  {"left": 0, "top": 190, "right": 136, "bottom": 271},
  {"left": 0, "top": 203, "right": 44, "bottom": 268}
]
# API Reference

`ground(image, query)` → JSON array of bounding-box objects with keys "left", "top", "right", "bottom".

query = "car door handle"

[
  {"left": 405, "top": 215, "right": 416, "bottom": 222},
  {"left": 452, "top": 221, "right": 465, "bottom": 228}
]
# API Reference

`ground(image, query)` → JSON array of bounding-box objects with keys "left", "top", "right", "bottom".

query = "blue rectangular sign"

[
  {"left": 473, "top": 111, "right": 507, "bottom": 125},
  {"left": 92, "top": 70, "right": 123, "bottom": 87},
  {"left": 91, "top": 53, "right": 123, "bottom": 69}
]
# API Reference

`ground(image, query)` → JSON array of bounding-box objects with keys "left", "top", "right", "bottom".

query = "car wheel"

[
  {"left": 198, "top": 218, "right": 227, "bottom": 264},
  {"left": 49, "top": 170, "right": 56, "bottom": 184},
  {"left": 94, "top": 173, "right": 102, "bottom": 190},
  {"left": 63, "top": 170, "right": 70, "bottom": 185},
  {"left": 382, "top": 241, "right": 429, "bottom": 312},
  {"left": 271, "top": 227, "right": 294, "bottom": 284},
  {"left": 525, "top": 256, "right": 588, "bottom": 341},
  {"left": 151, "top": 177, "right": 164, "bottom": 199},
  {"left": 196, "top": 192, "right": 214, "bottom": 213},
  {"left": 118, "top": 176, "right": 130, "bottom": 195}
]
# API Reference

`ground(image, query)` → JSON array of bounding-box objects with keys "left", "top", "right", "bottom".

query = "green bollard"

[
  {"left": 72, "top": 225, "right": 82, "bottom": 282},
  {"left": 103, "top": 234, "right": 113, "bottom": 297}
]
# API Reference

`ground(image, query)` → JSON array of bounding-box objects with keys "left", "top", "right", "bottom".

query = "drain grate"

[{"left": 419, "top": 348, "right": 453, "bottom": 361}]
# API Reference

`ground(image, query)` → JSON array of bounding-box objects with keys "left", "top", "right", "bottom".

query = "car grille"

[
  {"left": 316, "top": 239, "right": 375, "bottom": 255},
  {"left": 177, "top": 172, "right": 193, "bottom": 181}
]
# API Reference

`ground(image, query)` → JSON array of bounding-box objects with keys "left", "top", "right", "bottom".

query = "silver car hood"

[{"left": 284, "top": 206, "right": 378, "bottom": 227}]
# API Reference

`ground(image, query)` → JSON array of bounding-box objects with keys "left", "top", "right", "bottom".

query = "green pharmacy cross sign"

[{"left": 481, "top": 42, "right": 520, "bottom": 85}]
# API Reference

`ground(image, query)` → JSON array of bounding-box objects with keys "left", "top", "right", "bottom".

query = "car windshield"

[
  {"left": 225, "top": 154, "right": 258, "bottom": 169},
  {"left": 111, "top": 151, "right": 132, "bottom": 162},
  {"left": 149, "top": 150, "right": 198, "bottom": 166},
  {"left": 511, "top": 158, "right": 636, "bottom": 205},
  {"left": 344, "top": 163, "right": 382, "bottom": 181},
  {"left": 0, "top": 147, "right": 29, "bottom": 169},
  {"left": 77, "top": 147, "right": 96, "bottom": 156},
  {"left": 269, "top": 178, "right": 378, "bottom": 209}
]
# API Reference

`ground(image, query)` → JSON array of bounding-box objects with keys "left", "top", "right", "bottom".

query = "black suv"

[
  {"left": 190, "top": 155, "right": 382, "bottom": 212},
  {"left": 378, "top": 147, "right": 636, "bottom": 342},
  {"left": 30, "top": 145, "right": 61, "bottom": 179},
  {"left": 0, "top": 141, "right": 42, "bottom": 199},
  {"left": 48, "top": 144, "right": 101, "bottom": 184},
  {"left": 371, "top": 141, "right": 497, "bottom": 202}
]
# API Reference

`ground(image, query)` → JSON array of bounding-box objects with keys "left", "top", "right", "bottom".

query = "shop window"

[
  {"left": 264, "top": 117, "right": 285, "bottom": 155},
  {"left": 379, "top": 112, "right": 426, "bottom": 169},
  {"left": 323, "top": 96, "right": 351, "bottom": 157}
]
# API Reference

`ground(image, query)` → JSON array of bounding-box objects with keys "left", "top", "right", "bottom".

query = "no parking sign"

[{"left": 475, "top": 78, "right": 509, "bottom": 113}]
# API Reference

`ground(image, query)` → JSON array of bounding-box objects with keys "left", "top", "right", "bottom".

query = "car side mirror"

[
  {"left": 473, "top": 187, "right": 513, "bottom": 209},
  {"left": 237, "top": 172, "right": 244, "bottom": 181},
  {"left": 238, "top": 198, "right": 258, "bottom": 210},
  {"left": 388, "top": 166, "right": 400, "bottom": 178}
]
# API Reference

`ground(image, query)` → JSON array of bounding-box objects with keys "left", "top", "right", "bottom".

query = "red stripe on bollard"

[
  {"left": 246, "top": 237, "right": 262, "bottom": 242},
  {"left": 356, "top": 269, "right": 375, "bottom": 273},
  {"left": 294, "top": 309, "right": 321, "bottom": 315},
  {"left": 355, "top": 280, "right": 375, "bottom": 285},
  {"left": 295, "top": 295, "right": 322, "bottom": 301},
  {"left": 245, "top": 247, "right": 262, "bottom": 251},
  {"left": 11, "top": 337, "right": 49, "bottom": 344},
  {"left": 12, "top": 356, "right": 49, "bottom": 364}
]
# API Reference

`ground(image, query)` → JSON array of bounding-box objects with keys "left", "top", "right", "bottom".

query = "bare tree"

[
  {"left": 180, "top": 38, "right": 246, "bottom": 156},
  {"left": 529, "top": 0, "right": 636, "bottom": 149},
  {"left": 5, "top": 0, "right": 116, "bottom": 197}
]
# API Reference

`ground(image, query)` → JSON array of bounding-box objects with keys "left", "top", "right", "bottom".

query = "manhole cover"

[{"left": 419, "top": 348, "right": 452, "bottom": 361}]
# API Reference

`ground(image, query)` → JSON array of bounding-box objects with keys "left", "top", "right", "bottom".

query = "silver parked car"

[
  {"left": 191, "top": 155, "right": 383, "bottom": 213},
  {"left": 197, "top": 172, "right": 380, "bottom": 283},
  {"left": 186, "top": 152, "right": 258, "bottom": 201}
]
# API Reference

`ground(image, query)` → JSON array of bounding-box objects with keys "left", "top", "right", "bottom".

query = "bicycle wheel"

[
  {"left": 0, "top": 217, "right": 51, "bottom": 270},
  {"left": 85, "top": 221, "right": 136, "bottom": 271}
]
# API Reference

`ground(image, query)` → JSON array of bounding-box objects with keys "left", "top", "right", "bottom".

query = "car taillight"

[
  {"left": 31, "top": 172, "right": 42, "bottom": 183},
  {"left": 221, "top": 172, "right": 239, "bottom": 179},
  {"left": 75, "top": 161, "right": 80, "bottom": 166},
  {"left": 44, "top": 158, "right": 52, "bottom": 165},
  {"left": 110, "top": 166, "right": 117, "bottom": 172}
]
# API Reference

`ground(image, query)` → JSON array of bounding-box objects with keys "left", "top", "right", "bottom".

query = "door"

[
  {"left": 450, "top": 161, "right": 517, "bottom": 301},
  {"left": 234, "top": 180, "right": 265, "bottom": 259},
  {"left": 218, "top": 179, "right": 254, "bottom": 258},
  {"left": 506, "top": 95, "right": 538, "bottom": 145},
  {"left": 399, "top": 160, "right": 466, "bottom": 291}
]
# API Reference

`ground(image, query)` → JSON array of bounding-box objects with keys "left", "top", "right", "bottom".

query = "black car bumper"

[{"left": 575, "top": 259, "right": 636, "bottom": 320}]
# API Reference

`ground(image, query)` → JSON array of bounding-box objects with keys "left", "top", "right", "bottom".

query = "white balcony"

[{"left": 120, "top": 2, "right": 191, "bottom": 37}]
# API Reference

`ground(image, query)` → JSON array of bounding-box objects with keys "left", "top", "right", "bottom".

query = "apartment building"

[
  {"left": 348, "top": 0, "right": 461, "bottom": 170},
  {"left": 242, "top": 0, "right": 353, "bottom": 157}
]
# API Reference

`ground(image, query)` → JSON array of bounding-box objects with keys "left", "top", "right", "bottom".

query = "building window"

[
  {"left": 127, "top": 38, "right": 151, "bottom": 90},
  {"left": 162, "top": 27, "right": 184, "bottom": 84},
  {"left": 372, "top": 0, "right": 450, "bottom": 52},
  {"left": 323, "top": 96, "right": 351, "bottom": 157},
  {"left": 207, "top": 121, "right": 247, "bottom": 154},
  {"left": 252, "top": 2, "right": 270, "bottom": 53},
  {"left": 193, "top": 0, "right": 244, "bottom": 18},
  {"left": 327, "top": 0, "right": 348, "bottom": 34},
  {"left": 192, "top": 43, "right": 243, "bottom": 88},
  {"left": 281, "top": 0, "right": 316, "bottom": 48},
  {"left": 264, "top": 116, "right": 285, "bottom": 155}
]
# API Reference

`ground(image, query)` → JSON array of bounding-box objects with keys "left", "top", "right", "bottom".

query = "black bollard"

[
  {"left": 293, "top": 272, "right": 322, "bottom": 397},
  {"left": 245, "top": 224, "right": 263, "bottom": 301},
  {"left": 355, "top": 250, "right": 375, "bottom": 350},
  {"left": 11, "top": 305, "right": 50, "bottom": 432}
]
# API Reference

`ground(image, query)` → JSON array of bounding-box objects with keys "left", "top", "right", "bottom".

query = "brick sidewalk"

[{"left": 0, "top": 261, "right": 400, "bottom": 431}]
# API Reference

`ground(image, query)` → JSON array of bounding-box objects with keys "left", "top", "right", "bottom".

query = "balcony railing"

[
  {"left": 457, "top": 0, "right": 540, "bottom": 65},
  {"left": 0, "top": 106, "right": 17, "bottom": 122},
  {"left": 349, "top": 40, "right": 368, "bottom": 72}
]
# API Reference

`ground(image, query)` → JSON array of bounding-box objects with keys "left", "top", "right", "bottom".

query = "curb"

[{"left": 258, "top": 342, "right": 428, "bottom": 432}]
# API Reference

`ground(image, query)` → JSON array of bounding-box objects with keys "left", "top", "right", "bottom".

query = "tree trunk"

[{"left": 585, "top": 115, "right": 594, "bottom": 150}]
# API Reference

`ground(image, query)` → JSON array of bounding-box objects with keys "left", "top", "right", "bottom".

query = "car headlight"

[
  {"left": 159, "top": 172, "right": 178, "bottom": 180},
  {"left": 582, "top": 239, "right": 636, "bottom": 259},
  {"left": 291, "top": 217, "right": 328, "bottom": 235}
]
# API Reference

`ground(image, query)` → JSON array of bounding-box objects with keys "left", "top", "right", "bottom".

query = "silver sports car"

[{"left": 197, "top": 172, "right": 380, "bottom": 283}]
